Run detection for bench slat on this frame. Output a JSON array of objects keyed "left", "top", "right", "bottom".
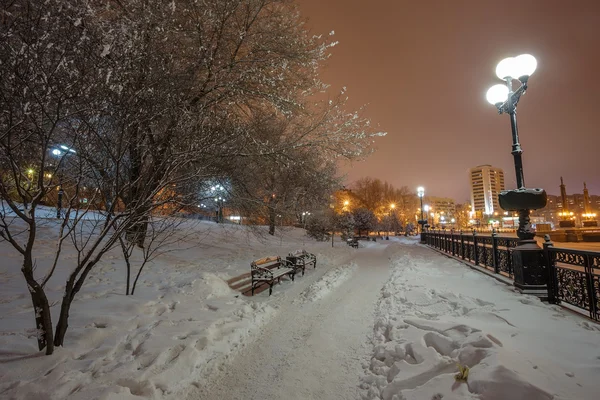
[{"left": 253, "top": 267, "right": 294, "bottom": 281}]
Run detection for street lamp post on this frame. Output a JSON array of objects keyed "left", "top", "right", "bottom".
[
  {"left": 385, "top": 203, "right": 396, "bottom": 240},
  {"left": 486, "top": 54, "right": 548, "bottom": 297},
  {"left": 211, "top": 185, "right": 225, "bottom": 223},
  {"left": 417, "top": 187, "right": 426, "bottom": 243},
  {"left": 389, "top": 203, "right": 395, "bottom": 238},
  {"left": 51, "top": 146, "right": 76, "bottom": 218},
  {"left": 302, "top": 211, "right": 311, "bottom": 230}
]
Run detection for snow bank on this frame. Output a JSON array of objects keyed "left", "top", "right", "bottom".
[
  {"left": 361, "top": 243, "right": 600, "bottom": 400},
  {"left": 295, "top": 262, "right": 358, "bottom": 303},
  {"left": 0, "top": 218, "right": 352, "bottom": 400}
]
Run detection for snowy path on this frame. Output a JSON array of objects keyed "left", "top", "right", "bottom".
[
  {"left": 182, "top": 239, "right": 600, "bottom": 400},
  {"left": 184, "top": 242, "right": 393, "bottom": 400}
]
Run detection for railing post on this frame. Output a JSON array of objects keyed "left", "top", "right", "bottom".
[
  {"left": 543, "top": 235, "right": 556, "bottom": 304},
  {"left": 473, "top": 230, "right": 478, "bottom": 265},
  {"left": 450, "top": 229, "right": 455, "bottom": 256},
  {"left": 460, "top": 230, "right": 465, "bottom": 259},
  {"left": 443, "top": 228, "right": 447, "bottom": 252},
  {"left": 492, "top": 231, "right": 499, "bottom": 274},
  {"left": 584, "top": 253, "right": 598, "bottom": 320}
]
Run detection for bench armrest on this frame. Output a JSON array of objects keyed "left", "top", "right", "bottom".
[{"left": 251, "top": 265, "right": 274, "bottom": 279}]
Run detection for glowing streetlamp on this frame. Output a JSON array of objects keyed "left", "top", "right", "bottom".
[
  {"left": 211, "top": 185, "right": 226, "bottom": 223},
  {"left": 486, "top": 54, "right": 548, "bottom": 295},
  {"left": 302, "top": 211, "right": 311, "bottom": 229},
  {"left": 417, "top": 187, "right": 426, "bottom": 242},
  {"left": 343, "top": 200, "right": 349, "bottom": 211}
]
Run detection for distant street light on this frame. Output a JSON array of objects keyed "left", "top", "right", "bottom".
[
  {"left": 50, "top": 146, "right": 76, "bottom": 219},
  {"left": 302, "top": 211, "right": 311, "bottom": 229},
  {"left": 417, "top": 187, "right": 426, "bottom": 243},
  {"left": 211, "top": 185, "right": 226, "bottom": 223},
  {"left": 343, "top": 200, "right": 349, "bottom": 212},
  {"left": 485, "top": 54, "right": 548, "bottom": 295}
]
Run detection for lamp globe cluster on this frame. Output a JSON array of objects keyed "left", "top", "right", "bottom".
[{"left": 486, "top": 54, "right": 537, "bottom": 106}]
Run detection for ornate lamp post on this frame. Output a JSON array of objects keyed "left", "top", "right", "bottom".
[
  {"left": 417, "top": 187, "right": 426, "bottom": 243},
  {"left": 387, "top": 203, "right": 395, "bottom": 239},
  {"left": 486, "top": 54, "right": 548, "bottom": 296}
]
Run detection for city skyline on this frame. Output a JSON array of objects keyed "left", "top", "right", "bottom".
[{"left": 297, "top": 0, "right": 600, "bottom": 201}]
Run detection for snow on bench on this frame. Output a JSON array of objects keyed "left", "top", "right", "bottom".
[
  {"left": 251, "top": 256, "right": 295, "bottom": 296},
  {"left": 347, "top": 238, "right": 359, "bottom": 248},
  {"left": 286, "top": 250, "right": 317, "bottom": 274}
]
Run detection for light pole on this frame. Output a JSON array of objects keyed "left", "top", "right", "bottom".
[
  {"left": 51, "top": 146, "right": 76, "bottom": 218},
  {"left": 385, "top": 203, "right": 396, "bottom": 239},
  {"left": 486, "top": 54, "right": 548, "bottom": 296},
  {"left": 302, "top": 211, "right": 311, "bottom": 229},
  {"left": 389, "top": 203, "right": 395, "bottom": 237},
  {"left": 211, "top": 185, "right": 225, "bottom": 223},
  {"left": 417, "top": 187, "right": 426, "bottom": 243}
]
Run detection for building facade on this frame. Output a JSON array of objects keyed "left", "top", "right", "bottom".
[
  {"left": 425, "top": 196, "right": 456, "bottom": 218},
  {"left": 469, "top": 165, "right": 505, "bottom": 215}
]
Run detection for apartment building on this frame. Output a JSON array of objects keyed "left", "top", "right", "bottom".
[{"left": 469, "top": 165, "right": 505, "bottom": 215}]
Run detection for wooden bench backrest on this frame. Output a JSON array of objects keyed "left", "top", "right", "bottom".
[
  {"left": 289, "top": 250, "right": 305, "bottom": 257},
  {"left": 252, "top": 256, "right": 281, "bottom": 270}
]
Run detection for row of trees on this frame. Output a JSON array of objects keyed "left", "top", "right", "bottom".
[
  {"left": 334, "top": 178, "right": 421, "bottom": 228},
  {"left": 0, "top": 0, "right": 383, "bottom": 354},
  {"left": 333, "top": 178, "right": 473, "bottom": 231},
  {"left": 305, "top": 207, "right": 415, "bottom": 243}
]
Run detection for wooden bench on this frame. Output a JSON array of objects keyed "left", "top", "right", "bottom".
[
  {"left": 251, "top": 256, "right": 295, "bottom": 296},
  {"left": 347, "top": 238, "right": 359, "bottom": 248},
  {"left": 287, "top": 250, "right": 317, "bottom": 274}
]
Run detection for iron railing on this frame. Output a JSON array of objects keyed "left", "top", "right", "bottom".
[
  {"left": 544, "top": 243, "right": 600, "bottom": 321},
  {"left": 423, "top": 230, "right": 600, "bottom": 321},
  {"left": 425, "top": 229, "right": 519, "bottom": 278}
]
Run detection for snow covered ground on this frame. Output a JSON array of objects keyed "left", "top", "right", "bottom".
[
  {"left": 1, "top": 219, "right": 599, "bottom": 400},
  {"left": 362, "top": 239, "right": 600, "bottom": 400},
  {"left": 0, "top": 217, "right": 352, "bottom": 399}
]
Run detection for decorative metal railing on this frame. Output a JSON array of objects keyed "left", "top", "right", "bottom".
[
  {"left": 544, "top": 244, "right": 600, "bottom": 321},
  {"left": 423, "top": 230, "right": 600, "bottom": 321},
  {"left": 424, "top": 229, "right": 519, "bottom": 278}
]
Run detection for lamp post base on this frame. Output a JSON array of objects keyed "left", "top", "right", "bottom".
[
  {"left": 418, "top": 220, "right": 427, "bottom": 243},
  {"left": 512, "top": 239, "right": 548, "bottom": 299}
]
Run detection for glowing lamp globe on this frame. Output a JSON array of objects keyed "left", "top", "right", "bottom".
[
  {"left": 495, "top": 57, "right": 517, "bottom": 80},
  {"left": 486, "top": 84, "right": 509, "bottom": 105},
  {"left": 514, "top": 54, "right": 537, "bottom": 77}
]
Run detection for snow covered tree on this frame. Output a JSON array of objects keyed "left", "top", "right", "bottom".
[
  {"left": 353, "top": 208, "right": 376, "bottom": 237},
  {"left": 0, "top": 0, "right": 385, "bottom": 354},
  {"left": 335, "top": 211, "right": 355, "bottom": 240},
  {"left": 305, "top": 214, "right": 332, "bottom": 241}
]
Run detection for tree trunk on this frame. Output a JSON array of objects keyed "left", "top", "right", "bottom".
[
  {"left": 119, "top": 236, "right": 132, "bottom": 295},
  {"left": 28, "top": 281, "right": 54, "bottom": 355},
  {"left": 22, "top": 254, "right": 54, "bottom": 354},
  {"left": 268, "top": 207, "right": 276, "bottom": 236},
  {"left": 131, "top": 260, "right": 148, "bottom": 295},
  {"left": 54, "top": 278, "right": 75, "bottom": 347}
]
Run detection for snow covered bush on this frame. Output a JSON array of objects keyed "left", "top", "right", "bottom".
[
  {"left": 353, "top": 208, "right": 377, "bottom": 236},
  {"left": 306, "top": 214, "right": 332, "bottom": 241}
]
